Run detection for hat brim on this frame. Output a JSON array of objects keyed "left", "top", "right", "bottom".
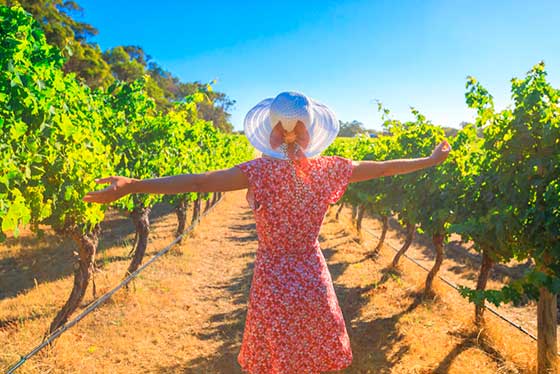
[{"left": 244, "top": 96, "right": 339, "bottom": 159}]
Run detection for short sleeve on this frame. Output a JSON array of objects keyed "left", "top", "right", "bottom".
[
  {"left": 326, "top": 156, "right": 354, "bottom": 204},
  {"left": 235, "top": 158, "right": 262, "bottom": 191}
]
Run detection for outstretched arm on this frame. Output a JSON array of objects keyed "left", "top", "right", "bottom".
[
  {"left": 349, "top": 140, "right": 451, "bottom": 183},
  {"left": 83, "top": 167, "right": 249, "bottom": 204}
]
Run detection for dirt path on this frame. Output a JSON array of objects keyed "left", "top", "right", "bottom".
[{"left": 0, "top": 190, "right": 536, "bottom": 373}]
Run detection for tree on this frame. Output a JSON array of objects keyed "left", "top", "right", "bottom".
[
  {"left": 338, "top": 120, "right": 367, "bottom": 137},
  {"left": 178, "top": 82, "right": 235, "bottom": 132},
  {"left": 6, "top": 1, "right": 237, "bottom": 131},
  {"left": 440, "top": 126, "right": 459, "bottom": 137},
  {"left": 0, "top": 0, "right": 114, "bottom": 88}
]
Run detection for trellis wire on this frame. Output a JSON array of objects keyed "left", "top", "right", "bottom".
[
  {"left": 5, "top": 193, "right": 224, "bottom": 374},
  {"left": 343, "top": 208, "right": 545, "bottom": 346}
]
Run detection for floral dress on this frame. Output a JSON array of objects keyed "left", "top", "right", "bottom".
[{"left": 235, "top": 155, "right": 354, "bottom": 374}]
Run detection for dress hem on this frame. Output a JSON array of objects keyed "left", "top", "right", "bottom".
[{"left": 238, "top": 356, "right": 353, "bottom": 374}]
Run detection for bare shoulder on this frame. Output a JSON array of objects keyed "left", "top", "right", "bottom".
[{"left": 201, "top": 165, "right": 249, "bottom": 192}]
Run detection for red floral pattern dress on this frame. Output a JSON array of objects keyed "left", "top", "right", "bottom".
[{"left": 235, "top": 155, "right": 354, "bottom": 374}]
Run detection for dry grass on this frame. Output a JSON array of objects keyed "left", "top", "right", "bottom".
[
  {"left": 0, "top": 190, "right": 538, "bottom": 373},
  {"left": 328, "top": 205, "right": 538, "bottom": 373}
]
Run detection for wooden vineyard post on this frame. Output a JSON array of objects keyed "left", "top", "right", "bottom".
[{"left": 537, "top": 256, "right": 558, "bottom": 374}]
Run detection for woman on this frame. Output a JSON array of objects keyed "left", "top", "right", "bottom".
[{"left": 84, "top": 91, "right": 450, "bottom": 373}]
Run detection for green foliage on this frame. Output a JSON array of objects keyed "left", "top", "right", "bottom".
[
  {"left": 101, "top": 76, "right": 160, "bottom": 211},
  {"left": 326, "top": 63, "right": 560, "bottom": 307},
  {"left": 465, "top": 76, "right": 494, "bottom": 127},
  {"left": 5, "top": 1, "right": 237, "bottom": 130},
  {"left": 456, "top": 62, "right": 560, "bottom": 306},
  {"left": 0, "top": 0, "right": 114, "bottom": 88},
  {"left": 3, "top": 3, "right": 559, "bottom": 312},
  {"left": 178, "top": 82, "right": 236, "bottom": 133},
  {"left": 476, "top": 62, "right": 559, "bottom": 284},
  {"left": 0, "top": 5, "right": 112, "bottom": 236},
  {"left": 0, "top": 5, "right": 253, "bottom": 239}
]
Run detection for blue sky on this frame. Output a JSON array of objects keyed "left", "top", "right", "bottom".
[{"left": 79, "top": 0, "right": 560, "bottom": 132}]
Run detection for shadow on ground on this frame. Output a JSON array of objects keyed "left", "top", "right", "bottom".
[
  {"left": 376, "top": 213, "right": 534, "bottom": 283},
  {"left": 153, "top": 204, "right": 515, "bottom": 373},
  {"left": 321, "top": 239, "right": 425, "bottom": 373},
  {"left": 0, "top": 203, "right": 185, "bottom": 301},
  {"left": 155, "top": 207, "right": 255, "bottom": 373}
]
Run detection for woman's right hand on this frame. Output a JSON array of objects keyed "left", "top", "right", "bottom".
[
  {"left": 429, "top": 140, "right": 451, "bottom": 165},
  {"left": 83, "top": 176, "right": 138, "bottom": 204}
]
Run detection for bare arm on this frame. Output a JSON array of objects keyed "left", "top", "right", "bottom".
[
  {"left": 349, "top": 140, "right": 451, "bottom": 183},
  {"left": 83, "top": 167, "right": 249, "bottom": 204}
]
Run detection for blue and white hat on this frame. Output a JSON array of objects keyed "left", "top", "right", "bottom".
[{"left": 243, "top": 91, "right": 339, "bottom": 160}]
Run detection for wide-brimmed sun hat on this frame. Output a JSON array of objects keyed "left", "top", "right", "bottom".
[{"left": 244, "top": 91, "right": 339, "bottom": 160}]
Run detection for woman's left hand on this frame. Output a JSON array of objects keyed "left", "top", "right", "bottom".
[
  {"left": 83, "top": 176, "right": 137, "bottom": 204},
  {"left": 429, "top": 140, "right": 452, "bottom": 165}
]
